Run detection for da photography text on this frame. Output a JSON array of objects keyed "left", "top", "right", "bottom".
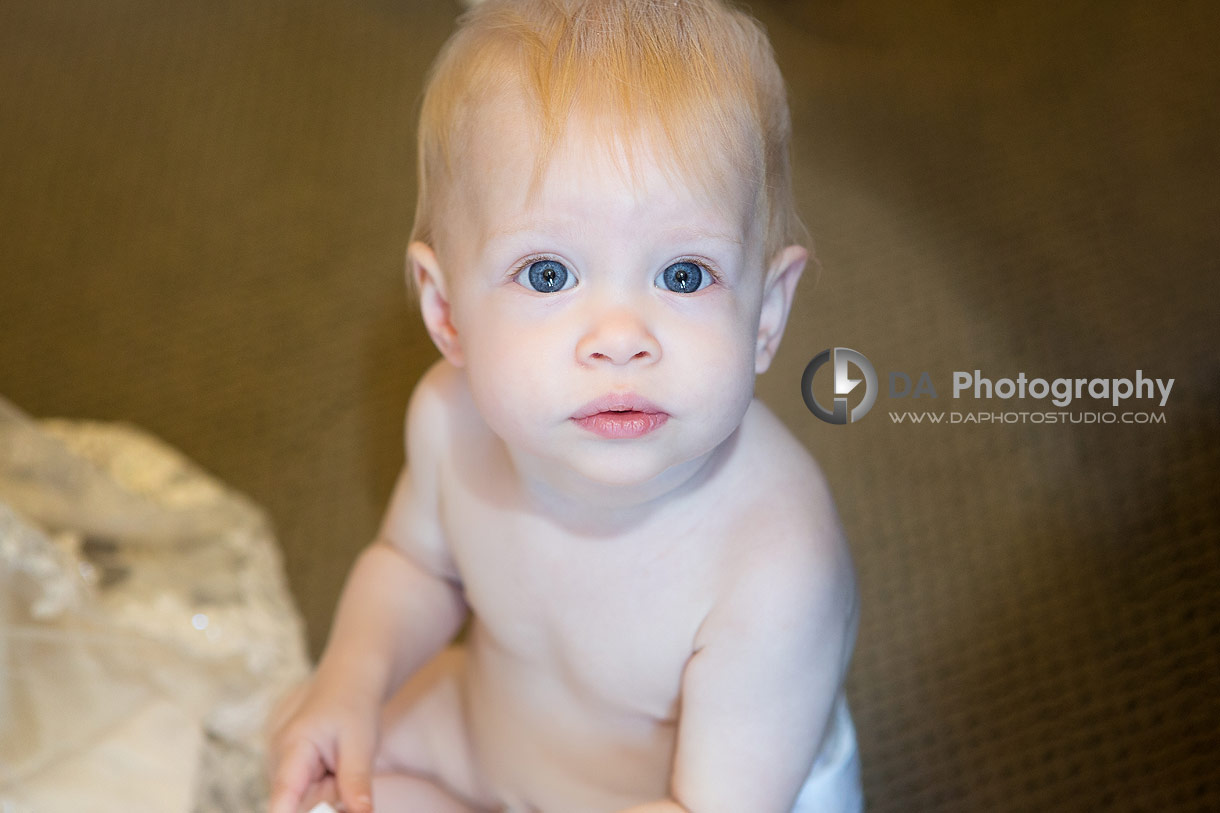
[{"left": 802, "top": 348, "right": 1174, "bottom": 426}]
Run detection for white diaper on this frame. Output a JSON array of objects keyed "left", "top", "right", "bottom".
[{"left": 790, "top": 696, "right": 863, "bottom": 813}]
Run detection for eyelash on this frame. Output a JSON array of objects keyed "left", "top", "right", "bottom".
[
  {"left": 506, "top": 253, "right": 565, "bottom": 283},
  {"left": 676, "top": 257, "right": 723, "bottom": 286}
]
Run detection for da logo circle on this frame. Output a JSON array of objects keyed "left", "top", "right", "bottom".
[{"left": 802, "top": 347, "right": 878, "bottom": 424}]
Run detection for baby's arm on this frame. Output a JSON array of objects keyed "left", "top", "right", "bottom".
[
  {"left": 269, "top": 364, "right": 467, "bottom": 813},
  {"left": 626, "top": 488, "right": 857, "bottom": 813}
]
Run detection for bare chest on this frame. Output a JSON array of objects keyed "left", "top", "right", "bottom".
[{"left": 439, "top": 481, "right": 718, "bottom": 720}]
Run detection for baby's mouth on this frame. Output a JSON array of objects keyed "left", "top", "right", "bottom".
[{"left": 572, "top": 395, "right": 669, "bottom": 439}]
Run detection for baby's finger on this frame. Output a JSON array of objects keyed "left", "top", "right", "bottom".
[
  {"left": 336, "top": 733, "right": 375, "bottom": 813},
  {"left": 269, "top": 739, "right": 325, "bottom": 813},
  {"left": 300, "top": 775, "right": 341, "bottom": 810}
]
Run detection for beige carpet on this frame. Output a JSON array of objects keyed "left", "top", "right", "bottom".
[{"left": 2, "top": 1, "right": 1217, "bottom": 810}]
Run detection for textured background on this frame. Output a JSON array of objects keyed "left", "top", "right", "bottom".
[{"left": 2, "top": 1, "right": 1217, "bottom": 810}]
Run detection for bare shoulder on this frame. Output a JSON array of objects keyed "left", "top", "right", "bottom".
[
  {"left": 727, "top": 399, "right": 847, "bottom": 556},
  {"left": 379, "top": 360, "right": 470, "bottom": 578},
  {"left": 405, "top": 359, "right": 465, "bottom": 437},
  {"left": 407, "top": 359, "right": 490, "bottom": 455},
  {"left": 702, "top": 400, "right": 857, "bottom": 648}
]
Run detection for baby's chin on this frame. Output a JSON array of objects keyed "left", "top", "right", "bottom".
[
  {"left": 569, "top": 453, "right": 676, "bottom": 490},
  {"left": 549, "top": 432, "right": 728, "bottom": 500}
]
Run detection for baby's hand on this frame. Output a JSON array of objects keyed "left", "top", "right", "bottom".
[{"left": 267, "top": 679, "right": 380, "bottom": 813}]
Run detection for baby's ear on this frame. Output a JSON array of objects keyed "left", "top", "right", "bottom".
[
  {"left": 408, "top": 241, "right": 465, "bottom": 367},
  {"left": 755, "top": 245, "right": 808, "bottom": 374}
]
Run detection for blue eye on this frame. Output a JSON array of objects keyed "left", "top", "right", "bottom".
[
  {"left": 519, "top": 259, "right": 573, "bottom": 293},
  {"left": 657, "top": 261, "right": 710, "bottom": 294}
]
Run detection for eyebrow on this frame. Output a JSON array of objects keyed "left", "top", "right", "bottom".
[
  {"left": 486, "top": 218, "right": 577, "bottom": 243},
  {"left": 661, "top": 226, "right": 743, "bottom": 246}
]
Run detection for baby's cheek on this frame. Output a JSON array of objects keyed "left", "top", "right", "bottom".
[
  {"left": 700, "top": 330, "right": 760, "bottom": 405},
  {"left": 685, "top": 319, "right": 755, "bottom": 371},
  {"left": 468, "top": 343, "right": 559, "bottom": 416},
  {"left": 463, "top": 365, "right": 535, "bottom": 446}
]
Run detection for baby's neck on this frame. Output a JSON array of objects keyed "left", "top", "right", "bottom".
[{"left": 507, "top": 435, "right": 738, "bottom": 537}]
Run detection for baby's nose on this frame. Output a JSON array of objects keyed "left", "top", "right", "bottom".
[{"left": 576, "top": 308, "right": 661, "bottom": 367}]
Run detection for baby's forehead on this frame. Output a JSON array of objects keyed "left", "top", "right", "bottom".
[{"left": 452, "top": 90, "right": 763, "bottom": 244}]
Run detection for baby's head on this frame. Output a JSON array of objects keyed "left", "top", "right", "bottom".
[
  {"left": 412, "top": 0, "right": 803, "bottom": 267},
  {"left": 409, "top": 0, "right": 810, "bottom": 490}
]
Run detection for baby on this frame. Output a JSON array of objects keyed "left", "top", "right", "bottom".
[{"left": 268, "top": 1, "right": 860, "bottom": 811}]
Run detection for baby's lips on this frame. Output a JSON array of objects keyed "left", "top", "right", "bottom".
[
  {"left": 573, "top": 409, "right": 670, "bottom": 439},
  {"left": 571, "top": 392, "right": 666, "bottom": 419}
]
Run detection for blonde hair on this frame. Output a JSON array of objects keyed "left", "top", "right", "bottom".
[{"left": 411, "top": 0, "right": 804, "bottom": 262}]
